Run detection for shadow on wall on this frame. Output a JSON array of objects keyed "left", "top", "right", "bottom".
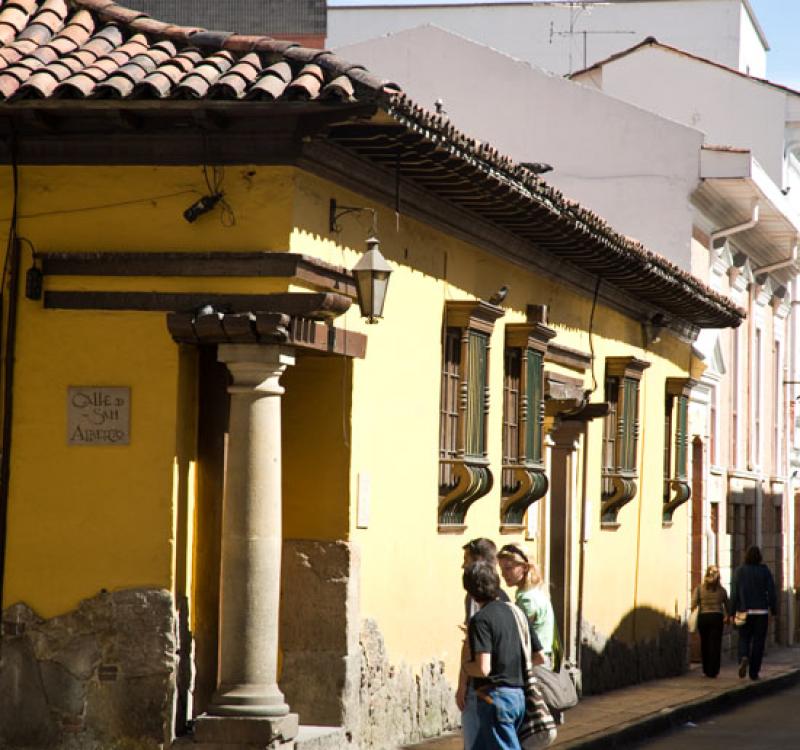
[{"left": 580, "top": 606, "right": 688, "bottom": 696}]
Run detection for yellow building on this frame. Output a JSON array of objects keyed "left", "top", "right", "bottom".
[{"left": 0, "top": 2, "right": 743, "bottom": 749}]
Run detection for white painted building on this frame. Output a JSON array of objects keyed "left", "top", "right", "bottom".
[
  {"left": 572, "top": 41, "right": 800, "bottom": 641},
  {"left": 328, "top": 0, "right": 768, "bottom": 77},
  {"left": 336, "top": 25, "right": 703, "bottom": 270}
]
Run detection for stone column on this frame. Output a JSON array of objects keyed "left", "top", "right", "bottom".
[
  {"left": 549, "top": 421, "right": 583, "bottom": 664},
  {"left": 208, "top": 344, "right": 295, "bottom": 720}
]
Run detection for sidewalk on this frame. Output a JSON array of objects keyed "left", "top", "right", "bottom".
[{"left": 403, "top": 645, "right": 800, "bottom": 749}]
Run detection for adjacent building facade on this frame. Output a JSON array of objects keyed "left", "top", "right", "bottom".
[
  {"left": 572, "top": 39, "right": 800, "bottom": 644},
  {"left": 328, "top": 0, "right": 768, "bottom": 77}
]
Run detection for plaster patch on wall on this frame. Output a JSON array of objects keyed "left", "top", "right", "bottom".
[{"left": 0, "top": 588, "right": 176, "bottom": 749}]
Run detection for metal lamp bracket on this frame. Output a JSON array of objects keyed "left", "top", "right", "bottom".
[{"left": 329, "top": 199, "right": 377, "bottom": 234}]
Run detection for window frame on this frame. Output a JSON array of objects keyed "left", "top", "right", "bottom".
[
  {"left": 438, "top": 300, "right": 504, "bottom": 530},
  {"left": 600, "top": 356, "right": 650, "bottom": 525},
  {"left": 501, "top": 320, "right": 555, "bottom": 530}
]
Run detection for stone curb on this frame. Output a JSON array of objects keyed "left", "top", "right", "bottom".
[{"left": 559, "top": 667, "right": 800, "bottom": 749}]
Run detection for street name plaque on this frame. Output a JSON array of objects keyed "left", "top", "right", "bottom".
[{"left": 67, "top": 386, "right": 130, "bottom": 445}]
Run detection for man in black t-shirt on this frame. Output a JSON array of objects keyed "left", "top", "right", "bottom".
[
  {"left": 458, "top": 538, "right": 511, "bottom": 749},
  {"left": 462, "top": 561, "right": 541, "bottom": 749}
]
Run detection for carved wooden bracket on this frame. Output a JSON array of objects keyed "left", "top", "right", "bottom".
[
  {"left": 500, "top": 464, "right": 548, "bottom": 528},
  {"left": 438, "top": 458, "right": 494, "bottom": 532},
  {"left": 662, "top": 377, "right": 695, "bottom": 523},
  {"left": 601, "top": 473, "right": 638, "bottom": 523},
  {"left": 663, "top": 479, "right": 691, "bottom": 523}
]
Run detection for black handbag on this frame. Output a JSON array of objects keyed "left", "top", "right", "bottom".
[{"left": 506, "top": 603, "right": 558, "bottom": 748}]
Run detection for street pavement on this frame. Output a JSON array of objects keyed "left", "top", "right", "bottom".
[
  {"left": 403, "top": 645, "right": 800, "bottom": 749},
  {"left": 630, "top": 682, "right": 800, "bottom": 749}
]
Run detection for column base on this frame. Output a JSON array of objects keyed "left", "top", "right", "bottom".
[
  {"left": 192, "top": 713, "right": 298, "bottom": 748},
  {"left": 209, "top": 683, "right": 290, "bottom": 717}
]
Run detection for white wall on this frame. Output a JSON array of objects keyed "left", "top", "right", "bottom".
[
  {"left": 328, "top": 0, "right": 766, "bottom": 76},
  {"left": 575, "top": 45, "right": 787, "bottom": 185},
  {"left": 738, "top": 2, "right": 767, "bottom": 78},
  {"left": 336, "top": 25, "right": 704, "bottom": 270}
]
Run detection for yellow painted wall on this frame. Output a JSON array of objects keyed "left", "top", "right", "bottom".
[
  {"left": 292, "top": 171, "right": 695, "bottom": 680},
  {"left": 0, "top": 164, "right": 301, "bottom": 618},
  {"left": 4, "top": 309, "right": 179, "bottom": 617},
  {"left": 0, "top": 162, "right": 697, "bottom": 693}
]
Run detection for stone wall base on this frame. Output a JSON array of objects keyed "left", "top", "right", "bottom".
[
  {"left": 579, "top": 610, "right": 688, "bottom": 695},
  {"left": 279, "top": 540, "right": 459, "bottom": 749},
  {"left": 358, "top": 619, "right": 459, "bottom": 749},
  {"left": 0, "top": 588, "right": 176, "bottom": 749}
]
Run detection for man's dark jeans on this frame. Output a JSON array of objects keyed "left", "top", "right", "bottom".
[{"left": 737, "top": 614, "right": 769, "bottom": 678}]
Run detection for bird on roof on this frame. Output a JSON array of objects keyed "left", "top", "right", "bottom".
[{"left": 488, "top": 286, "right": 509, "bottom": 306}]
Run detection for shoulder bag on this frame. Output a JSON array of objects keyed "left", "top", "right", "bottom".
[
  {"left": 532, "top": 624, "right": 579, "bottom": 712},
  {"left": 506, "top": 603, "right": 558, "bottom": 749}
]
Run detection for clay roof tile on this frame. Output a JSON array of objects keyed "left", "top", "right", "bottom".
[
  {"left": 15, "top": 67, "right": 64, "bottom": 99},
  {"left": 222, "top": 34, "right": 265, "bottom": 53},
  {"left": 246, "top": 60, "right": 291, "bottom": 101},
  {"left": 53, "top": 70, "right": 97, "bottom": 98},
  {"left": 319, "top": 75, "right": 355, "bottom": 103},
  {"left": 126, "top": 16, "right": 171, "bottom": 37},
  {"left": 0, "top": 7, "right": 30, "bottom": 35},
  {"left": 187, "top": 30, "right": 234, "bottom": 50},
  {"left": 93, "top": 4, "right": 147, "bottom": 26}
]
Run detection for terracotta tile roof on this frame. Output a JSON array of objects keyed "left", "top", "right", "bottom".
[
  {"left": 0, "top": 1, "right": 743, "bottom": 329},
  {"left": 0, "top": 0, "right": 396, "bottom": 102},
  {"left": 570, "top": 36, "right": 800, "bottom": 100}
]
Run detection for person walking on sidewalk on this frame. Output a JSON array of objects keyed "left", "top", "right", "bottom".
[
  {"left": 691, "top": 565, "right": 729, "bottom": 678},
  {"left": 457, "top": 539, "right": 510, "bottom": 749},
  {"left": 730, "top": 546, "right": 777, "bottom": 681},
  {"left": 498, "top": 544, "right": 556, "bottom": 668},
  {"left": 462, "top": 561, "right": 543, "bottom": 750}
]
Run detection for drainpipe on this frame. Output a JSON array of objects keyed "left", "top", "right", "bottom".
[
  {"left": 0, "top": 136, "right": 20, "bottom": 625},
  {"left": 709, "top": 202, "right": 760, "bottom": 249},
  {"left": 753, "top": 241, "right": 799, "bottom": 276}
]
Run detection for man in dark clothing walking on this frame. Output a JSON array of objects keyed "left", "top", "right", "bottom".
[
  {"left": 461, "top": 561, "right": 544, "bottom": 749},
  {"left": 730, "top": 545, "right": 777, "bottom": 680}
]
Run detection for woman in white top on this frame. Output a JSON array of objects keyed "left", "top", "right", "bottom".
[{"left": 498, "top": 543, "right": 556, "bottom": 667}]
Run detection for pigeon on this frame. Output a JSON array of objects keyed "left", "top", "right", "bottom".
[{"left": 489, "top": 286, "right": 509, "bottom": 306}]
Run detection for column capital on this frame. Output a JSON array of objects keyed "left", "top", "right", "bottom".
[{"left": 219, "top": 344, "right": 295, "bottom": 393}]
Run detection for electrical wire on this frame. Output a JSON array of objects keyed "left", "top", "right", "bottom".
[
  {"left": 0, "top": 189, "right": 199, "bottom": 224},
  {"left": 588, "top": 276, "right": 602, "bottom": 394}
]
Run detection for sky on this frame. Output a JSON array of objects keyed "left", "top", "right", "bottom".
[
  {"left": 329, "top": 0, "right": 800, "bottom": 90},
  {"left": 749, "top": 0, "right": 800, "bottom": 89}
]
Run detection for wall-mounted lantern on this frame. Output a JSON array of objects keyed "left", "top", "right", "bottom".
[{"left": 353, "top": 236, "right": 392, "bottom": 324}]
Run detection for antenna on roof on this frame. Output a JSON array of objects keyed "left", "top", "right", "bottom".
[{"left": 549, "top": 3, "right": 635, "bottom": 73}]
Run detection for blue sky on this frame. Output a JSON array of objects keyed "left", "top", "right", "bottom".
[
  {"left": 329, "top": 0, "right": 800, "bottom": 89},
  {"left": 749, "top": 0, "right": 800, "bottom": 89}
]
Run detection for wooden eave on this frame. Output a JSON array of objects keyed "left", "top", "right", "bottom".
[
  {"left": 0, "top": 98, "right": 742, "bottom": 331},
  {"left": 323, "top": 119, "right": 741, "bottom": 330}
]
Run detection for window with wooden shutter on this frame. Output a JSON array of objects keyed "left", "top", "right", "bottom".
[
  {"left": 663, "top": 378, "right": 693, "bottom": 523},
  {"left": 438, "top": 300, "right": 504, "bottom": 530},
  {"left": 601, "top": 357, "right": 649, "bottom": 525},
  {"left": 501, "top": 318, "right": 555, "bottom": 530}
]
